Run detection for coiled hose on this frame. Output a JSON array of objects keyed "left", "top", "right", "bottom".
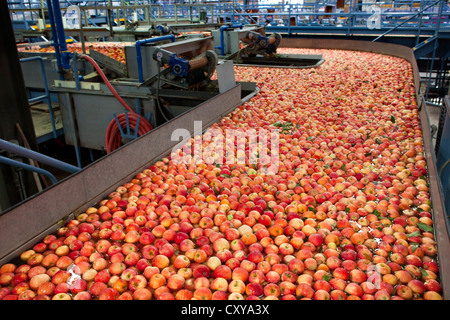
[{"left": 79, "top": 54, "right": 154, "bottom": 153}]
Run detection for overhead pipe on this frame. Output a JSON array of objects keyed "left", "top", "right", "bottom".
[
  {"left": 0, "top": 139, "right": 80, "bottom": 174},
  {"left": 216, "top": 23, "right": 243, "bottom": 56},
  {"left": 135, "top": 34, "right": 176, "bottom": 83}
]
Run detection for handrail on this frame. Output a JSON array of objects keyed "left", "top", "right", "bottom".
[
  {"left": 0, "top": 138, "right": 80, "bottom": 174},
  {"left": 9, "top": 2, "right": 449, "bottom": 32},
  {"left": 0, "top": 155, "right": 58, "bottom": 184},
  {"left": 372, "top": 0, "right": 444, "bottom": 42}
]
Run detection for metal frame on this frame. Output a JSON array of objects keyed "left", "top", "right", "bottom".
[
  {"left": 20, "top": 56, "right": 60, "bottom": 142},
  {"left": 8, "top": 1, "right": 449, "bottom": 37}
]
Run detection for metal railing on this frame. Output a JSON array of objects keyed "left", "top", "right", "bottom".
[
  {"left": 8, "top": 1, "right": 449, "bottom": 36},
  {"left": 0, "top": 138, "right": 81, "bottom": 186},
  {"left": 20, "top": 56, "right": 59, "bottom": 141}
]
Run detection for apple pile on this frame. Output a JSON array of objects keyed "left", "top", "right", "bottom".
[
  {"left": 0, "top": 48, "right": 443, "bottom": 300},
  {"left": 18, "top": 42, "right": 130, "bottom": 64}
]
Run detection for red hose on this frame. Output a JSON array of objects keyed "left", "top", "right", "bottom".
[
  {"left": 80, "top": 54, "right": 154, "bottom": 153},
  {"left": 105, "top": 113, "right": 153, "bottom": 154}
]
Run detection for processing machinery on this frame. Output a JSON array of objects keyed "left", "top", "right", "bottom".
[
  {"left": 235, "top": 30, "right": 325, "bottom": 68},
  {"left": 51, "top": 34, "right": 256, "bottom": 158},
  {"left": 212, "top": 23, "right": 324, "bottom": 68}
]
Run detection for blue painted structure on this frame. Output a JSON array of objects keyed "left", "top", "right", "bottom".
[{"left": 0, "top": 138, "right": 80, "bottom": 185}]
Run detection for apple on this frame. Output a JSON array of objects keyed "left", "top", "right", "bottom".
[
  {"left": 423, "top": 291, "right": 443, "bottom": 300},
  {"left": 296, "top": 283, "right": 314, "bottom": 299},
  {"left": 194, "top": 276, "right": 210, "bottom": 289},
  {"left": 29, "top": 273, "right": 50, "bottom": 291},
  {"left": 212, "top": 290, "right": 228, "bottom": 300},
  {"left": 209, "top": 277, "right": 227, "bottom": 291},
  {"left": 244, "top": 282, "right": 263, "bottom": 297},
  {"left": 124, "top": 252, "right": 140, "bottom": 266},
  {"left": 276, "top": 280, "right": 294, "bottom": 295},
  {"left": 12, "top": 273, "right": 27, "bottom": 286},
  {"left": 97, "top": 288, "right": 119, "bottom": 300},
  {"left": 349, "top": 269, "right": 367, "bottom": 283},
  {"left": 206, "top": 256, "right": 221, "bottom": 271},
  {"left": 52, "top": 293, "right": 72, "bottom": 300},
  {"left": 89, "top": 282, "right": 107, "bottom": 296},
  {"left": 53, "top": 282, "right": 69, "bottom": 295},
  {"left": 314, "top": 289, "right": 331, "bottom": 300},
  {"left": 167, "top": 274, "right": 185, "bottom": 290},
  {"left": 230, "top": 239, "right": 246, "bottom": 251},
  {"left": 73, "top": 291, "right": 91, "bottom": 300},
  {"left": 55, "top": 256, "right": 73, "bottom": 270},
  {"left": 395, "top": 284, "right": 413, "bottom": 300},
  {"left": 344, "top": 283, "right": 363, "bottom": 297},
  {"left": 193, "top": 264, "right": 211, "bottom": 278},
  {"left": 228, "top": 279, "right": 246, "bottom": 294},
  {"left": 18, "top": 289, "right": 36, "bottom": 300},
  {"left": 423, "top": 260, "right": 439, "bottom": 273},
  {"left": 121, "top": 268, "right": 137, "bottom": 281},
  {"left": 330, "top": 289, "right": 347, "bottom": 300},
  {"left": 213, "top": 238, "right": 230, "bottom": 252},
  {"left": 265, "top": 270, "right": 280, "bottom": 283},
  {"left": 395, "top": 270, "right": 413, "bottom": 284},
  {"left": 424, "top": 279, "right": 442, "bottom": 293},
  {"left": 15, "top": 264, "right": 31, "bottom": 274},
  {"left": 303, "top": 258, "right": 318, "bottom": 271},
  {"left": 193, "top": 287, "right": 212, "bottom": 300},
  {"left": 232, "top": 267, "right": 249, "bottom": 282},
  {"left": 149, "top": 273, "right": 166, "bottom": 289},
  {"left": 407, "top": 279, "right": 426, "bottom": 295},
  {"left": 176, "top": 289, "right": 194, "bottom": 300},
  {"left": 216, "top": 248, "right": 233, "bottom": 263},
  {"left": 0, "top": 272, "right": 14, "bottom": 286},
  {"left": 152, "top": 255, "right": 170, "bottom": 269},
  {"left": 193, "top": 249, "right": 208, "bottom": 263},
  {"left": 159, "top": 243, "right": 176, "bottom": 258},
  {"left": 69, "top": 278, "right": 88, "bottom": 294},
  {"left": 0, "top": 288, "right": 11, "bottom": 300},
  {"left": 213, "top": 265, "right": 232, "bottom": 280},
  {"left": 109, "top": 253, "right": 124, "bottom": 265}
]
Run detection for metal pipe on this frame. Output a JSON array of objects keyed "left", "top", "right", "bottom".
[
  {"left": 0, "top": 139, "right": 80, "bottom": 174},
  {"left": 45, "top": 0, "right": 63, "bottom": 78},
  {"left": 0, "top": 155, "right": 58, "bottom": 185},
  {"left": 217, "top": 23, "right": 243, "bottom": 56},
  {"left": 135, "top": 34, "right": 176, "bottom": 83},
  {"left": 48, "top": 0, "right": 71, "bottom": 70}
]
